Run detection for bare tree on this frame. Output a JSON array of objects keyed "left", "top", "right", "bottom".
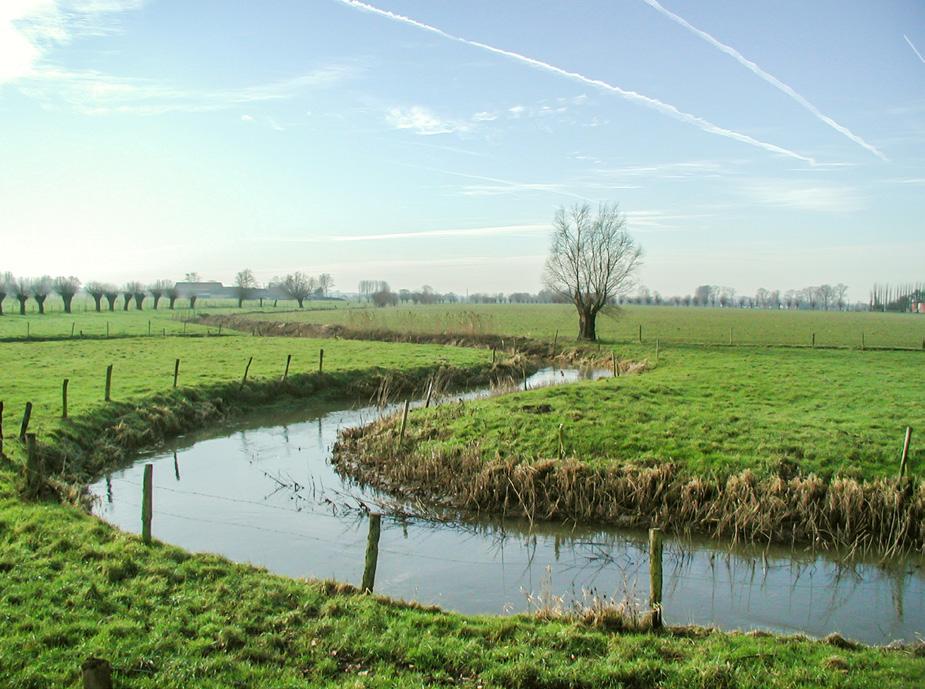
[
  {"left": 10, "top": 277, "right": 30, "bottom": 315},
  {"left": 85, "top": 281, "right": 106, "bottom": 312},
  {"left": 164, "top": 282, "right": 180, "bottom": 309},
  {"left": 103, "top": 285, "right": 119, "bottom": 311},
  {"left": 372, "top": 287, "right": 398, "bottom": 307},
  {"left": 30, "top": 276, "right": 52, "bottom": 314},
  {"left": 234, "top": 269, "right": 257, "bottom": 308},
  {"left": 184, "top": 272, "right": 201, "bottom": 282},
  {"left": 0, "top": 272, "right": 12, "bottom": 316},
  {"left": 544, "top": 203, "right": 641, "bottom": 341},
  {"left": 281, "top": 272, "right": 312, "bottom": 308},
  {"left": 54, "top": 276, "right": 81, "bottom": 313},
  {"left": 124, "top": 281, "right": 145, "bottom": 310},
  {"left": 149, "top": 279, "right": 173, "bottom": 310},
  {"left": 318, "top": 273, "right": 334, "bottom": 297}
]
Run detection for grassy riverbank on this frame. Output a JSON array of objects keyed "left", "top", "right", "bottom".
[
  {"left": 333, "top": 345, "right": 925, "bottom": 553},
  {"left": 0, "top": 318, "right": 923, "bottom": 686}
]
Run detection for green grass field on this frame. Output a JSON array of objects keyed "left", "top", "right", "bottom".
[
  {"left": 0, "top": 334, "right": 486, "bottom": 442},
  {"left": 1, "top": 310, "right": 923, "bottom": 686},
  {"left": 235, "top": 303, "right": 925, "bottom": 349},
  {"left": 398, "top": 345, "right": 922, "bottom": 480}
]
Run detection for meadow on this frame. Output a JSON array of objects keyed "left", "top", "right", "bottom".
[
  {"left": 0, "top": 308, "right": 923, "bottom": 686},
  {"left": 236, "top": 302, "right": 925, "bottom": 349}
]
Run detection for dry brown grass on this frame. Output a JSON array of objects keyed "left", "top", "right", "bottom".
[{"left": 333, "top": 424, "right": 925, "bottom": 555}]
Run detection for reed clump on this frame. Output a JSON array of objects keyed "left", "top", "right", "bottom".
[{"left": 333, "top": 424, "right": 925, "bottom": 555}]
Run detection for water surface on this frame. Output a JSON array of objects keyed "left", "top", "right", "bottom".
[{"left": 89, "top": 368, "right": 924, "bottom": 644}]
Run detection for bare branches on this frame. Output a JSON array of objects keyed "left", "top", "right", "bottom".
[{"left": 544, "top": 203, "right": 642, "bottom": 340}]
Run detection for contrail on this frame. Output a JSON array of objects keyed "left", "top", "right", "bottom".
[
  {"left": 905, "top": 34, "right": 925, "bottom": 65},
  {"left": 642, "top": 0, "right": 887, "bottom": 161},
  {"left": 335, "top": 0, "right": 817, "bottom": 165}
]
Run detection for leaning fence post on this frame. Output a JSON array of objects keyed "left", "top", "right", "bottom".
[
  {"left": 553, "top": 329, "right": 559, "bottom": 352},
  {"left": 361, "top": 513, "right": 382, "bottom": 593},
  {"left": 398, "top": 400, "right": 410, "bottom": 443},
  {"left": 611, "top": 351, "right": 617, "bottom": 377},
  {"left": 62, "top": 379, "right": 69, "bottom": 419},
  {"left": 318, "top": 348, "right": 324, "bottom": 374},
  {"left": 558, "top": 423, "right": 565, "bottom": 460},
  {"left": 649, "top": 527, "right": 663, "bottom": 629},
  {"left": 899, "top": 427, "right": 913, "bottom": 479},
  {"left": 282, "top": 354, "right": 292, "bottom": 381},
  {"left": 491, "top": 348, "right": 496, "bottom": 365},
  {"left": 142, "top": 463, "right": 153, "bottom": 545},
  {"left": 173, "top": 359, "right": 180, "bottom": 388},
  {"left": 19, "top": 401, "right": 32, "bottom": 441},
  {"left": 81, "top": 657, "right": 113, "bottom": 689},
  {"left": 104, "top": 364, "right": 113, "bottom": 401},
  {"left": 240, "top": 357, "right": 253, "bottom": 390},
  {"left": 424, "top": 375, "right": 435, "bottom": 408},
  {"left": 522, "top": 369, "right": 528, "bottom": 391},
  {"left": 811, "top": 332, "right": 816, "bottom": 348}
]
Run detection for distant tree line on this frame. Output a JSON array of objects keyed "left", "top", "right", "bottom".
[
  {"left": 616, "top": 284, "right": 861, "bottom": 311},
  {"left": 869, "top": 282, "right": 924, "bottom": 313},
  {"left": 0, "top": 269, "right": 336, "bottom": 314}
]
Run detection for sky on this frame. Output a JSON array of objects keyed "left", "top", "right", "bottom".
[{"left": 1, "top": 0, "right": 923, "bottom": 300}]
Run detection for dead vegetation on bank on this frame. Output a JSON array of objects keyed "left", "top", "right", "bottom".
[{"left": 333, "top": 419, "right": 925, "bottom": 556}]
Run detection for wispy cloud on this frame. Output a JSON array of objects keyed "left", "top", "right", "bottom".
[
  {"left": 1, "top": 0, "right": 145, "bottom": 83},
  {"left": 16, "top": 63, "right": 360, "bottom": 114},
  {"left": 385, "top": 105, "right": 470, "bottom": 135},
  {"left": 740, "top": 179, "right": 864, "bottom": 212},
  {"left": 641, "top": 0, "right": 887, "bottom": 161},
  {"left": 905, "top": 34, "right": 925, "bottom": 65},
  {"left": 336, "top": 0, "right": 818, "bottom": 164},
  {"left": 421, "top": 167, "right": 591, "bottom": 200}
]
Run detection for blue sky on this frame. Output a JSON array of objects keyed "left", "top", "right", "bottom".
[{"left": 1, "top": 0, "right": 923, "bottom": 300}]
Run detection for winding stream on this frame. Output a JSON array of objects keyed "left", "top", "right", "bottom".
[{"left": 88, "top": 368, "right": 924, "bottom": 645}]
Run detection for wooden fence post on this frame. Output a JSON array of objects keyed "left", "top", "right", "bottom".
[
  {"left": 240, "top": 357, "right": 253, "bottom": 390},
  {"left": 70, "top": 322, "right": 75, "bottom": 338},
  {"left": 361, "top": 513, "right": 382, "bottom": 593},
  {"left": 655, "top": 339, "right": 660, "bottom": 362},
  {"left": 282, "top": 354, "right": 292, "bottom": 381},
  {"left": 861, "top": 332, "right": 865, "bottom": 351},
  {"left": 104, "top": 365, "right": 113, "bottom": 402},
  {"left": 106, "top": 322, "right": 109, "bottom": 338},
  {"left": 811, "top": 332, "right": 816, "bottom": 348},
  {"left": 553, "top": 329, "right": 559, "bottom": 352},
  {"left": 81, "top": 657, "right": 113, "bottom": 689},
  {"left": 424, "top": 375, "right": 435, "bottom": 408},
  {"left": 638, "top": 324, "right": 643, "bottom": 343},
  {"left": 148, "top": 320, "right": 151, "bottom": 336},
  {"left": 649, "top": 527, "right": 663, "bottom": 630},
  {"left": 491, "top": 348, "right": 496, "bottom": 365},
  {"left": 729, "top": 328, "right": 733, "bottom": 346},
  {"left": 398, "top": 400, "right": 410, "bottom": 442},
  {"left": 173, "top": 359, "right": 180, "bottom": 388},
  {"left": 318, "top": 348, "right": 324, "bottom": 374},
  {"left": 62, "top": 379, "right": 69, "bottom": 419},
  {"left": 899, "top": 427, "right": 912, "bottom": 479},
  {"left": 26, "top": 432, "right": 41, "bottom": 497},
  {"left": 142, "top": 463, "right": 153, "bottom": 545},
  {"left": 19, "top": 401, "right": 32, "bottom": 441},
  {"left": 558, "top": 423, "right": 565, "bottom": 460},
  {"left": 522, "top": 369, "right": 528, "bottom": 391},
  {"left": 611, "top": 351, "right": 617, "bottom": 377}
]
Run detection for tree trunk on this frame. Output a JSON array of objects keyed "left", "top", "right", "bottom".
[
  {"left": 577, "top": 307, "right": 597, "bottom": 341},
  {"left": 92, "top": 295, "right": 102, "bottom": 312},
  {"left": 123, "top": 295, "right": 131, "bottom": 311},
  {"left": 134, "top": 294, "right": 144, "bottom": 310},
  {"left": 36, "top": 296, "right": 46, "bottom": 315},
  {"left": 297, "top": 298, "right": 304, "bottom": 308},
  {"left": 0, "top": 294, "right": 4, "bottom": 316},
  {"left": 18, "top": 297, "right": 27, "bottom": 315},
  {"left": 259, "top": 298, "right": 264, "bottom": 307},
  {"left": 168, "top": 297, "right": 176, "bottom": 309},
  {"left": 237, "top": 297, "right": 243, "bottom": 308},
  {"left": 63, "top": 295, "right": 73, "bottom": 313},
  {"left": 152, "top": 295, "right": 161, "bottom": 310},
  {"left": 189, "top": 295, "right": 197, "bottom": 309},
  {"left": 106, "top": 296, "right": 117, "bottom": 311}
]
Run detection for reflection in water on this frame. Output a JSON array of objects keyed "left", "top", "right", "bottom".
[{"left": 88, "top": 369, "right": 924, "bottom": 644}]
